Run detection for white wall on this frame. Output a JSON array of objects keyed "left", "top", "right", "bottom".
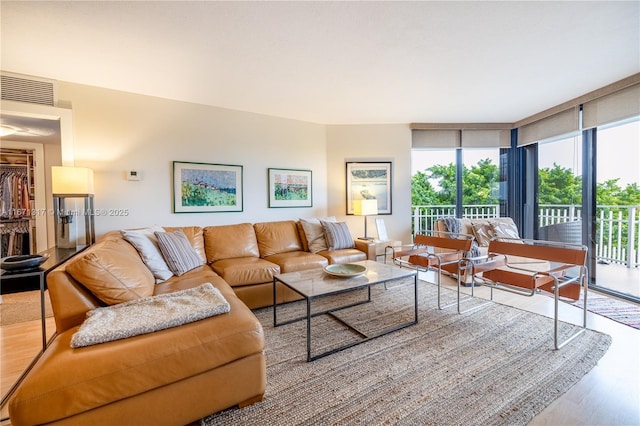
[
  {"left": 326, "top": 124, "right": 413, "bottom": 243},
  {"left": 53, "top": 82, "right": 414, "bottom": 243},
  {"left": 57, "top": 82, "right": 328, "bottom": 237},
  {"left": 43, "top": 143, "right": 62, "bottom": 247}
]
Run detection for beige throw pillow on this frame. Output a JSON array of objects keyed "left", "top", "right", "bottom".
[
  {"left": 490, "top": 220, "right": 520, "bottom": 239},
  {"left": 471, "top": 221, "right": 493, "bottom": 247},
  {"left": 300, "top": 217, "right": 336, "bottom": 253},
  {"left": 121, "top": 225, "right": 173, "bottom": 283}
]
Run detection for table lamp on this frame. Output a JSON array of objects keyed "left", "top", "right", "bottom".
[{"left": 353, "top": 199, "right": 378, "bottom": 240}]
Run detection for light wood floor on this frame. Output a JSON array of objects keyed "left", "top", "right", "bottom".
[
  {"left": 1, "top": 315, "right": 56, "bottom": 422},
  {"left": 595, "top": 262, "right": 640, "bottom": 299},
  {"left": 1, "top": 276, "right": 639, "bottom": 425}
]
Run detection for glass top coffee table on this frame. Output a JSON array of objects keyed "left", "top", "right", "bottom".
[{"left": 273, "top": 260, "right": 418, "bottom": 361}]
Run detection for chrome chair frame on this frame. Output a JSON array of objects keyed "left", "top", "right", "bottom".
[
  {"left": 388, "top": 230, "right": 478, "bottom": 310},
  {"left": 465, "top": 237, "right": 588, "bottom": 350}
]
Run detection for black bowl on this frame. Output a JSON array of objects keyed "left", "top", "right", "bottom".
[{"left": 0, "top": 254, "right": 50, "bottom": 271}]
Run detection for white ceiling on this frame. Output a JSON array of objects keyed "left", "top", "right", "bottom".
[{"left": 1, "top": 1, "right": 639, "bottom": 125}]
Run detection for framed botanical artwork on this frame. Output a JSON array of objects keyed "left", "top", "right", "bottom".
[
  {"left": 268, "top": 168, "right": 312, "bottom": 208},
  {"left": 346, "top": 161, "right": 392, "bottom": 215},
  {"left": 173, "top": 161, "right": 243, "bottom": 213}
]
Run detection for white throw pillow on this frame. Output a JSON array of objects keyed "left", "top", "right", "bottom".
[
  {"left": 300, "top": 216, "right": 336, "bottom": 253},
  {"left": 121, "top": 225, "right": 174, "bottom": 283}
]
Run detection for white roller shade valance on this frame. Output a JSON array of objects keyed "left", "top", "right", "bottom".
[
  {"left": 583, "top": 83, "right": 640, "bottom": 129},
  {"left": 412, "top": 129, "right": 460, "bottom": 148},
  {"left": 461, "top": 129, "right": 511, "bottom": 148},
  {"left": 517, "top": 107, "right": 579, "bottom": 146},
  {"left": 412, "top": 128, "right": 511, "bottom": 149}
]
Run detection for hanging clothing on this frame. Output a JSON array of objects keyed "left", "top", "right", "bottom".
[
  {"left": 0, "top": 166, "right": 32, "bottom": 256},
  {"left": 0, "top": 168, "right": 31, "bottom": 219},
  {"left": 0, "top": 219, "right": 30, "bottom": 257}
]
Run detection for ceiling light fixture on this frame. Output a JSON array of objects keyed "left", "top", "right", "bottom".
[{"left": 0, "top": 124, "right": 19, "bottom": 137}]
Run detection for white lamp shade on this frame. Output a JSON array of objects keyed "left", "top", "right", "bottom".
[
  {"left": 52, "top": 166, "right": 94, "bottom": 196},
  {"left": 353, "top": 199, "right": 378, "bottom": 216}
]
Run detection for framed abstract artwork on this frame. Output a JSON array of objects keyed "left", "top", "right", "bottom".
[
  {"left": 346, "top": 161, "right": 392, "bottom": 215},
  {"left": 173, "top": 161, "right": 243, "bottom": 213},
  {"left": 268, "top": 168, "right": 313, "bottom": 208}
]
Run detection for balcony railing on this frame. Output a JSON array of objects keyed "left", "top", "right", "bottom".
[{"left": 411, "top": 204, "right": 640, "bottom": 269}]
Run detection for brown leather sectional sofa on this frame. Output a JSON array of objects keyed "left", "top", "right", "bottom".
[
  {"left": 204, "top": 221, "right": 374, "bottom": 309},
  {"left": 9, "top": 220, "right": 375, "bottom": 426}
]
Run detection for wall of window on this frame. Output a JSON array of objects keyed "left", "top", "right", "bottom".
[
  {"left": 536, "top": 133, "right": 583, "bottom": 242},
  {"left": 411, "top": 126, "right": 510, "bottom": 234},
  {"left": 410, "top": 75, "right": 639, "bottom": 301},
  {"left": 514, "top": 78, "right": 639, "bottom": 302},
  {"left": 592, "top": 118, "right": 640, "bottom": 299},
  {"left": 411, "top": 146, "right": 507, "bottom": 233}
]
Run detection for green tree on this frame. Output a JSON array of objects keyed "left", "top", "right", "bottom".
[
  {"left": 596, "top": 179, "right": 640, "bottom": 205},
  {"left": 537, "top": 163, "right": 581, "bottom": 204},
  {"left": 413, "top": 160, "right": 640, "bottom": 207},
  {"left": 619, "top": 183, "right": 640, "bottom": 205},
  {"left": 411, "top": 171, "right": 438, "bottom": 205},
  {"left": 411, "top": 158, "right": 499, "bottom": 205},
  {"left": 463, "top": 158, "right": 499, "bottom": 204},
  {"left": 426, "top": 163, "right": 457, "bottom": 204}
]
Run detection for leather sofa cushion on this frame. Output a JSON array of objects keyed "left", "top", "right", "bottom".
[
  {"left": 254, "top": 221, "right": 302, "bottom": 257},
  {"left": 318, "top": 248, "right": 367, "bottom": 265},
  {"left": 204, "top": 223, "right": 259, "bottom": 262},
  {"left": 156, "top": 265, "right": 223, "bottom": 292},
  {"left": 212, "top": 257, "right": 280, "bottom": 286},
  {"left": 234, "top": 281, "right": 303, "bottom": 309},
  {"left": 296, "top": 221, "right": 310, "bottom": 252},
  {"left": 354, "top": 239, "right": 377, "bottom": 260},
  {"left": 9, "top": 282, "right": 264, "bottom": 425},
  {"left": 264, "top": 251, "right": 328, "bottom": 273},
  {"left": 66, "top": 239, "right": 154, "bottom": 305}
]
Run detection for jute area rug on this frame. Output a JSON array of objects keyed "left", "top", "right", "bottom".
[
  {"left": 203, "top": 280, "right": 611, "bottom": 426},
  {"left": 0, "top": 289, "right": 53, "bottom": 326}
]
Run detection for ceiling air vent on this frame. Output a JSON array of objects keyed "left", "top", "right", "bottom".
[{"left": 1, "top": 74, "right": 56, "bottom": 106}]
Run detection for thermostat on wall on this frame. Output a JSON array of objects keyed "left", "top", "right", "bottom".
[{"left": 127, "top": 170, "right": 141, "bottom": 181}]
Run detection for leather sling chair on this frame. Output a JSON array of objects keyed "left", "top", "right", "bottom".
[
  {"left": 463, "top": 238, "right": 588, "bottom": 349},
  {"left": 388, "top": 231, "right": 476, "bottom": 310}
]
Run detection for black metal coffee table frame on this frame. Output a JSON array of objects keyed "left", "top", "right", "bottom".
[{"left": 273, "top": 260, "right": 418, "bottom": 362}]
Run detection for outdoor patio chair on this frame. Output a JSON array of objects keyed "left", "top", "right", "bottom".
[
  {"left": 538, "top": 220, "right": 582, "bottom": 245},
  {"left": 388, "top": 230, "right": 477, "bottom": 310},
  {"left": 464, "top": 237, "right": 588, "bottom": 349}
]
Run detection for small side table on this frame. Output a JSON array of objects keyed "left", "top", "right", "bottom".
[
  {"left": 1, "top": 245, "right": 87, "bottom": 349},
  {"left": 0, "top": 245, "right": 87, "bottom": 408},
  {"left": 369, "top": 239, "right": 402, "bottom": 262}
]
